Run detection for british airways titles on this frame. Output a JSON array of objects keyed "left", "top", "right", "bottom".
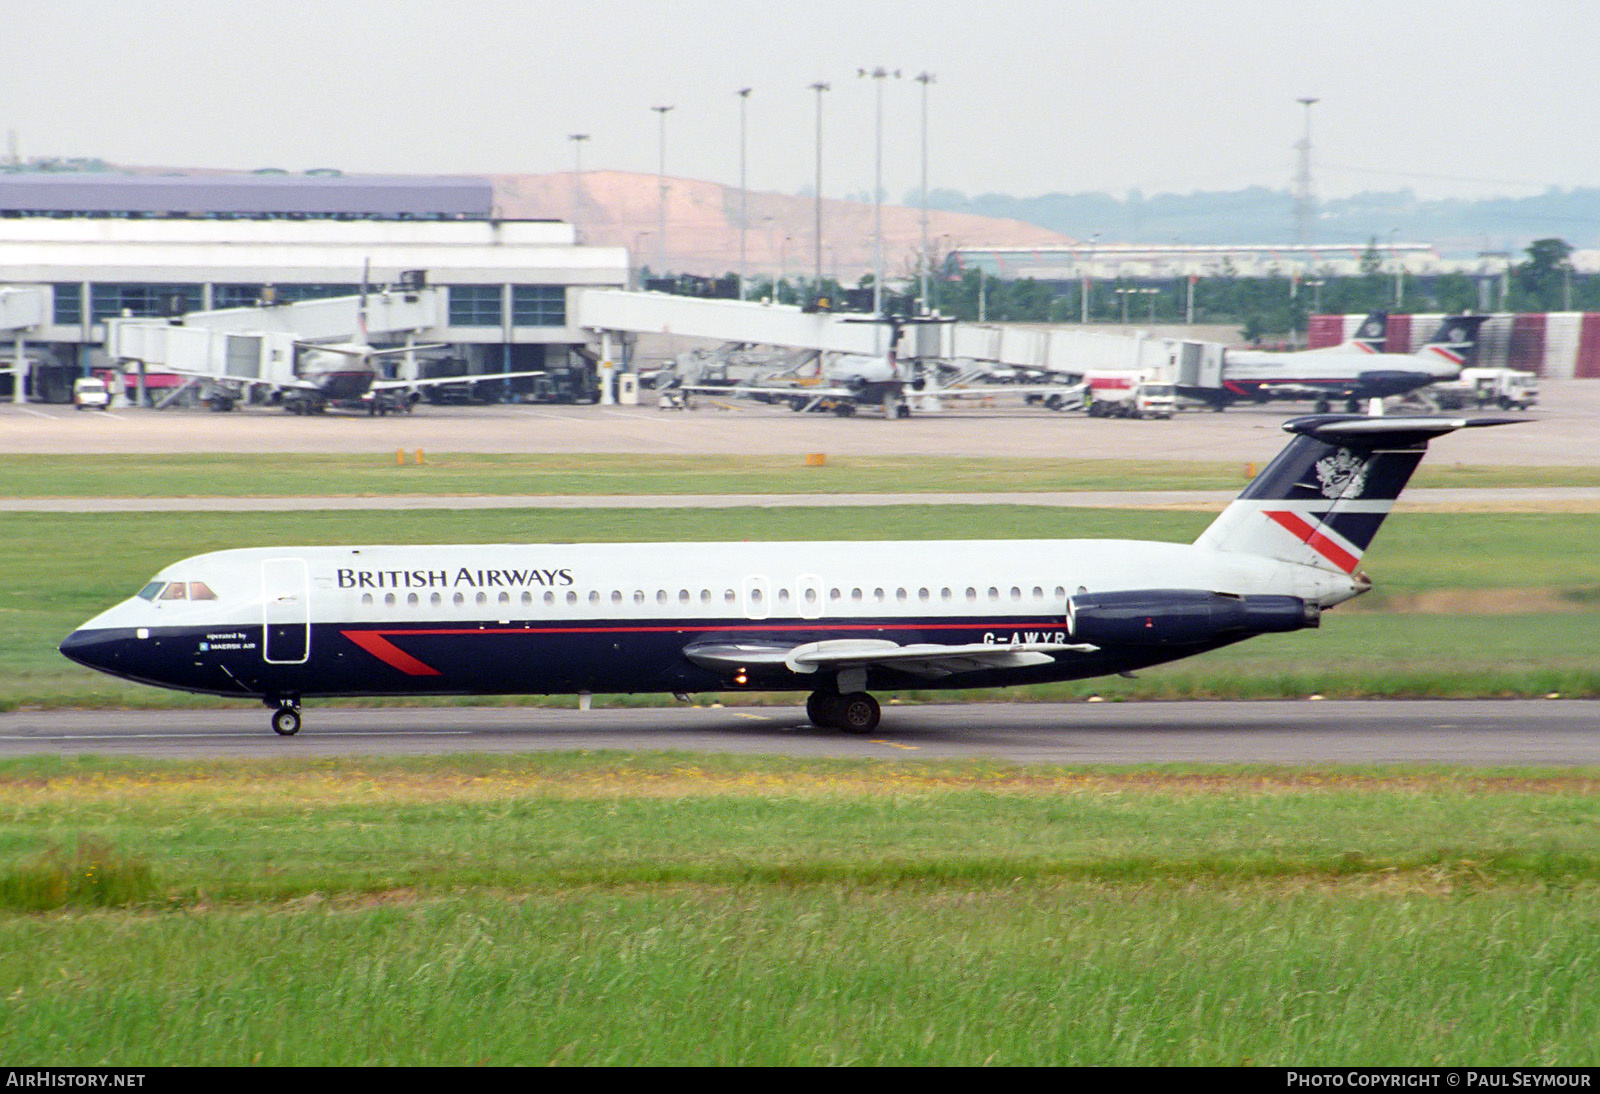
[{"left": 336, "top": 566, "right": 576, "bottom": 591}]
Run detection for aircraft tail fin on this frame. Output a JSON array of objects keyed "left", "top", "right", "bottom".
[
  {"left": 1194, "top": 414, "right": 1520, "bottom": 575},
  {"left": 1415, "top": 315, "right": 1488, "bottom": 367},
  {"left": 1348, "top": 311, "right": 1388, "bottom": 351}
]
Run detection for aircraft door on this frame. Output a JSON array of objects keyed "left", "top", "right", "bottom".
[{"left": 261, "top": 558, "right": 310, "bottom": 664}]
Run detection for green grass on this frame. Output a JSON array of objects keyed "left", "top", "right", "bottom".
[
  {"left": 1, "top": 754, "right": 1597, "bottom": 1065},
  {"left": 7, "top": 507, "right": 1598, "bottom": 708},
  {"left": 4, "top": 451, "right": 1598, "bottom": 497}
]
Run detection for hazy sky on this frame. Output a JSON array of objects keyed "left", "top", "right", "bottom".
[{"left": 5, "top": 1, "right": 1596, "bottom": 203}]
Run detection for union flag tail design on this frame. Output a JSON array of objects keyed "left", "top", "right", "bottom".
[{"left": 1194, "top": 415, "right": 1520, "bottom": 574}]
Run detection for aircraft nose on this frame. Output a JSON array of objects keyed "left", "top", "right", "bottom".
[{"left": 59, "top": 627, "right": 123, "bottom": 674}]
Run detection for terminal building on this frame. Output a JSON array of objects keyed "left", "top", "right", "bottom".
[{"left": 0, "top": 173, "right": 628, "bottom": 401}]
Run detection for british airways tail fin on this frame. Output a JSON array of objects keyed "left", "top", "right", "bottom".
[
  {"left": 1416, "top": 315, "right": 1488, "bottom": 367},
  {"left": 1194, "top": 415, "right": 1520, "bottom": 575},
  {"left": 1348, "top": 311, "right": 1388, "bottom": 350}
]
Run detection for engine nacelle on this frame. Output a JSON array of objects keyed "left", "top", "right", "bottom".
[{"left": 1066, "top": 589, "right": 1319, "bottom": 647}]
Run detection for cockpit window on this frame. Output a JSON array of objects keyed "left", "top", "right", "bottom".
[{"left": 145, "top": 581, "right": 219, "bottom": 602}]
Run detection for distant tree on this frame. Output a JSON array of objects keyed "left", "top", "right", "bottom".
[
  {"left": 1511, "top": 237, "right": 1574, "bottom": 311},
  {"left": 1359, "top": 238, "right": 1384, "bottom": 278}
]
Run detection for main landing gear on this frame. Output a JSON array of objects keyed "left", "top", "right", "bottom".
[
  {"left": 267, "top": 698, "right": 302, "bottom": 737},
  {"left": 806, "top": 690, "right": 881, "bottom": 734}
]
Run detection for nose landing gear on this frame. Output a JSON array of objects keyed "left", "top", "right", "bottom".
[{"left": 267, "top": 698, "right": 302, "bottom": 737}]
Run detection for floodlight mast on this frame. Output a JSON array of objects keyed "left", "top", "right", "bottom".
[
  {"left": 652, "top": 105, "right": 674, "bottom": 277},
  {"left": 859, "top": 66, "right": 900, "bottom": 352},
  {"left": 1293, "top": 97, "right": 1318, "bottom": 247},
  {"left": 916, "top": 72, "right": 935, "bottom": 314},
  {"left": 567, "top": 133, "right": 589, "bottom": 242},
  {"left": 810, "top": 81, "right": 829, "bottom": 294},
  {"left": 737, "top": 88, "right": 751, "bottom": 301}
]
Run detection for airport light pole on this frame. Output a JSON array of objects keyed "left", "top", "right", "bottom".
[
  {"left": 1389, "top": 227, "right": 1402, "bottom": 309},
  {"left": 653, "top": 105, "right": 674, "bottom": 278},
  {"left": 1293, "top": 97, "right": 1318, "bottom": 246},
  {"left": 859, "top": 66, "right": 900, "bottom": 337},
  {"left": 915, "top": 71, "right": 935, "bottom": 314},
  {"left": 631, "top": 231, "right": 652, "bottom": 290},
  {"left": 737, "top": 88, "right": 751, "bottom": 301},
  {"left": 810, "top": 81, "right": 829, "bottom": 298},
  {"left": 1081, "top": 233, "right": 1099, "bottom": 324},
  {"left": 567, "top": 133, "right": 589, "bottom": 242}
]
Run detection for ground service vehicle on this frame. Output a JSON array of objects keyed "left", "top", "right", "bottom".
[
  {"left": 72, "top": 377, "right": 111, "bottom": 410},
  {"left": 1085, "top": 373, "right": 1177, "bottom": 419},
  {"left": 1429, "top": 368, "right": 1538, "bottom": 411}
]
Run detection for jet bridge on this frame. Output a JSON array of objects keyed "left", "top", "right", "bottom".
[
  {"left": 0, "top": 287, "right": 45, "bottom": 404},
  {"left": 577, "top": 288, "right": 1220, "bottom": 382},
  {"left": 105, "top": 289, "right": 444, "bottom": 406},
  {"left": 577, "top": 290, "right": 886, "bottom": 354}
]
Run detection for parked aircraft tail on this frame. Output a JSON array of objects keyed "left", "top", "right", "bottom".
[
  {"left": 1194, "top": 414, "right": 1518, "bottom": 576},
  {"left": 1348, "top": 312, "right": 1388, "bottom": 350},
  {"left": 1415, "top": 315, "right": 1488, "bottom": 367}
]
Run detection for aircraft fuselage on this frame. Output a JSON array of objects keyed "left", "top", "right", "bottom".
[{"left": 60, "top": 539, "right": 1352, "bottom": 705}]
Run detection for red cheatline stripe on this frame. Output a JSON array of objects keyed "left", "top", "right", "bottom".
[
  {"left": 1263, "top": 510, "right": 1360, "bottom": 573},
  {"left": 339, "top": 620, "right": 1059, "bottom": 676},
  {"left": 340, "top": 630, "right": 443, "bottom": 676}
]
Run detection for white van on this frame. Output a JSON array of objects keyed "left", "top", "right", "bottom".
[{"left": 73, "top": 377, "right": 111, "bottom": 410}]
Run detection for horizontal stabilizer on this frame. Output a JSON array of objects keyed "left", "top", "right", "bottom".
[{"left": 1281, "top": 414, "right": 1524, "bottom": 446}]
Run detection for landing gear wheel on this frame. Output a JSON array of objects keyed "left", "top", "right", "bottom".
[
  {"left": 806, "top": 691, "right": 841, "bottom": 728},
  {"left": 271, "top": 706, "right": 301, "bottom": 737},
  {"left": 836, "top": 693, "right": 880, "bottom": 734}
]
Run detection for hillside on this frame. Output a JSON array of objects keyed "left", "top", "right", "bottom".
[{"left": 491, "top": 170, "right": 1076, "bottom": 282}]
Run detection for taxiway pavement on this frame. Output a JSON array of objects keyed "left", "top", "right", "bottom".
[{"left": 3, "top": 701, "right": 1595, "bottom": 765}]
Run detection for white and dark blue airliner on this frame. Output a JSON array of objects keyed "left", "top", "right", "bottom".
[
  {"left": 61, "top": 415, "right": 1512, "bottom": 736},
  {"left": 1190, "top": 315, "right": 1489, "bottom": 412}
]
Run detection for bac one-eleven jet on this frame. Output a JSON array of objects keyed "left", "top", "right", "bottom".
[{"left": 61, "top": 415, "right": 1514, "bottom": 736}]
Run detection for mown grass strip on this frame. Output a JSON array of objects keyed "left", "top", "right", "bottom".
[
  {"left": 4, "top": 451, "right": 1597, "bottom": 498},
  {"left": 2, "top": 753, "right": 1597, "bottom": 1064},
  {"left": 4, "top": 754, "right": 1598, "bottom": 909}
]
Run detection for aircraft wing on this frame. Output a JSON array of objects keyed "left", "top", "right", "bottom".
[
  {"left": 294, "top": 342, "right": 450, "bottom": 358},
  {"left": 681, "top": 383, "right": 861, "bottom": 400},
  {"left": 370, "top": 370, "right": 550, "bottom": 391},
  {"left": 935, "top": 382, "right": 1087, "bottom": 400},
  {"left": 140, "top": 368, "right": 323, "bottom": 393},
  {"left": 684, "top": 638, "right": 1097, "bottom": 679}
]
